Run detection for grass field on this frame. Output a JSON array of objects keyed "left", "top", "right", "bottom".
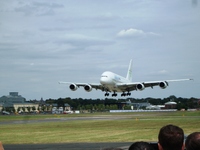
[{"left": 0, "top": 111, "right": 200, "bottom": 144}]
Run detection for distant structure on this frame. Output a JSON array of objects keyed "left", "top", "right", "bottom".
[
  {"left": 51, "top": 103, "right": 72, "bottom": 114},
  {"left": 0, "top": 92, "right": 38, "bottom": 113},
  {"left": 0, "top": 92, "right": 25, "bottom": 104},
  {"left": 164, "top": 101, "right": 177, "bottom": 109},
  {"left": 125, "top": 100, "right": 177, "bottom": 110}
]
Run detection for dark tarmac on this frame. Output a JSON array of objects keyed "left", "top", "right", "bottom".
[
  {"left": 3, "top": 142, "right": 159, "bottom": 150},
  {"left": 3, "top": 142, "right": 132, "bottom": 150}
]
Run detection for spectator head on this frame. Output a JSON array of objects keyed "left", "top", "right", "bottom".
[
  {"left": 185, "top": 132, "right": 200, "bottom": 150},
  {"left": 101, "top": 148, "right": 123, "bottom": 150},
  {"left": 158, "top": 124, "right": 184, "bottom": 150},
  {"left": 129, "top": 141, "right": 155, "bottom": 150}
]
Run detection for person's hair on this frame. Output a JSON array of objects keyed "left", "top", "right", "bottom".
[
  {"left": 129, "top": 141, "right": 155, "bottom": 150},
  {"left": 158, "top": 124, "right": 184, "bottom": 150},
  {"left": 185, "top": 132, "right": 200, "bottom": 150},
  {"left": 101, "top": 148, "right": 123, "bottom": 150}
]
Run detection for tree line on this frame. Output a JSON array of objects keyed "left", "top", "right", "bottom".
[{"left": 41, "top": 95, "right": 200, "bottom": 111}]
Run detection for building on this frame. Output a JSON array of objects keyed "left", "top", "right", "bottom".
[
  {"left": 0, "top": 92, "right": 25, "bottom": 103},
  {"left": 51, "top": 103, "right": 72, "bottom": 114},
  {"left": 0, "top": 92, "right": 39, "bottom": 113},
  {"left": 0, "top": 103, "right": 3, "bottom": 112},
  {"left": 165, "top": 101, "right": 177, "bottom": 109},
  {"left": 127, "top": 102, "right": 151, "bottom": 110}
]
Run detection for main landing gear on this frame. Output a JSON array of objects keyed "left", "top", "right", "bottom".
[
  {"left": 104, "top": 92, "right": 117, "bottom": 97},
  {"left": 104, "top": 92, "right": 131, "bottom": 97},
  {"left": 112, "top": 92, "right": 117, "bottom": 97},
  {"left": 121, "top": 92, "right": 131, "bottom": 97},
  {"left": 105, "top": 92, "right": 109, "bottom": 96}
]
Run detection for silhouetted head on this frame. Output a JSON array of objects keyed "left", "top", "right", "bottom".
[
  {"left": 185, "top": 132, "right": 200, "bottom": 150},
  {"left": 101, "top": 147, "right": 123, "bottom": 150},
  {"left": 158, "top": 124, "right": 184, "bottom": 150},
  {"left": 129, "top": 141, "right": 155, "bottom": 150}
]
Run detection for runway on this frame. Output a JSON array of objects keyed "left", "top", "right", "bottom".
[{"left": 0, "top": 115, "right": 134, "bottom": 125}]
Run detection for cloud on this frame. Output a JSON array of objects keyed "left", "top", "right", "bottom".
[
  {"left": 0, "top": 0, "right": 199, "bottom": 100},
  {"left": 148, "top": 70, "right": 170, "bottom": 78},
  {"left": 14, "top": 1, "right": 64, "bottom": 16},
  {"left": 117, "top": 28, "right": 161, "bottom": 38},
  {"left": 158, "top": 70, "right": 169, "bottom": 75},
  {"left": 56, "top": 34, "right": 113, "bottom": 48}
]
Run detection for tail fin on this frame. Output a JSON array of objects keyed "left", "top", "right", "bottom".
[{"left": 126, "top": 59, "right": 132, "bottom": 81}]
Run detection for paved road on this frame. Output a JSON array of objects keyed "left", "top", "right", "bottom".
[
  {"left": 3, "top": 142, "right": 158, "bottom": 150},
  {"left": 3, "top": 142, "right": 132, "bottom": 150}
]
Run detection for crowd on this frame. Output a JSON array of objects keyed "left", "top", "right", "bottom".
[{"left": 102, "top": 124, "right": 200, "bottom": 150}]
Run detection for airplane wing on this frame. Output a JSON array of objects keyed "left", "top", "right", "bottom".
[
  {"left": 116, "top": 79, "right": 193, "bottom": 92},
  {"left": 59, "top": 78, "right": 193, "bottom": 96},
  {"left": 59, "top": 82, "right": 104, "bottom": 91}
]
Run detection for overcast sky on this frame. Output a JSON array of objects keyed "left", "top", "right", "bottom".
[{"left": 0, "top": 0, "right": 199, "bottom": 100}]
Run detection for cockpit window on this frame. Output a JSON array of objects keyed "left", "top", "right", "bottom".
[{"left": 101, "top": 75, "right": 107, "bottom": 77}]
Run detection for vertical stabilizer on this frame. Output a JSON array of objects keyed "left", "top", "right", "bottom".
[{"left": 126, "top": 59, "right": 132, "bottom": 81}]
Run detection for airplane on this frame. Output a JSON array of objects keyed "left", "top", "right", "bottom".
[{"left": 59, "top": 59, "right": 193, "bottom": 97}]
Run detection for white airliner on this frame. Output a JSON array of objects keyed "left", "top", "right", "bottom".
[{"left": 59, "top": 60, "right": 192, "bottom": 97}]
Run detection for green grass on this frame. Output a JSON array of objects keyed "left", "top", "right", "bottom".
[{"left": 0, "top": 111, "right": 200, "bottom": 144}]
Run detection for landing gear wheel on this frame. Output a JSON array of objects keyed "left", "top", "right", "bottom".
[
  {"left": 121, "top": 93, "right": 126, "bottom": 97},
  {"left": 105, "top": 93, "right": 109, "bottom": 96},
  {"left": 127, "top": 92, "right": 131, "bottom": 96},
  {"left": 112, "top": 93, "right": 117, "bottom": 97}
]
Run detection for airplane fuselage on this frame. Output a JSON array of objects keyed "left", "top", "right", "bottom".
[{"left": 100, "top": 71, "right": 129, "bottom": 92}]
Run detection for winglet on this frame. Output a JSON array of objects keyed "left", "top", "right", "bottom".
[{"left": 126, "top": 59, "right": 133, "bottom": 82}]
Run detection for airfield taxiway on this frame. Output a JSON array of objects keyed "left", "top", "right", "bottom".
[
  {"left": 1, "top": 115, "right": 135, "bottom": 150},
  {"left": 0, "top": 113, "right": 164, "bottom": 150},
  {"left": 0, "top": 115, "right": 134, "bottom": 125}
]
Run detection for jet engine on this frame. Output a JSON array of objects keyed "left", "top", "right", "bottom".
[
  {"left": 159, "top": 81, "right": 168, "bottom": 89},
  {"left": 136, "top": 83, "right": 145, "bottom": 91},
  {"left": 69, "top": 83, "right": 78, "bottom": 91},
  {"left": 84, "top": 84, "right": 92, "bottom": 92}
]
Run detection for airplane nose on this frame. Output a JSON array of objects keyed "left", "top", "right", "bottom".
[
  {"left": 100, "top": 77, "right": 106, "bottom": 84},
  {"left": 100, "top": 77, "right": 112, "bottom": 85}
]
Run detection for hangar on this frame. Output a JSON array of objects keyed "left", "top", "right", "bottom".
[{"left": 0, "top": 92, "right": 39, "bottom": 113}]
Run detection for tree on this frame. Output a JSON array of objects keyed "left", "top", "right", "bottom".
[
  {"left": 41, "top": 105, "right": 46, "bottom": 112},
  {"left": 27, "top": 107, "right": 31, "bottom": 113},
  {"left": 17, "top": 107, "right": 21, "bottom": 112},
  {"left": 98, "top": 104, "right": 105, "bottom": 111},
  {"left": 124, "top": 105, "right": 131, "bottom": 110},
  {"left": 37, "top": 106, "right": 41, "bottom": 112},
  {"left": 32, "top": 106, "right": 36, "bottom": 112},
  {"left": 110, "top": 104, "right": 118, "bottom": 110},
  {"left": 12, "top": 107, "right": 16, "bottom": 113},
  {"left": 22, "top": 107, "right": 25, "bottom": 112}
]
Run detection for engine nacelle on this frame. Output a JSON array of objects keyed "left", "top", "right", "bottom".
[
  {"left": 159, "top": 81, "right": 168, "bottom": 89},
  {"left": 136, "top": 83, "right": 145, "bottom": 91},
  {"left": 69, "top": 83, "right": 78, "bottom": 91},
  {"left": 84, "top": 84, "right": 92, "bottom": 92}
]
